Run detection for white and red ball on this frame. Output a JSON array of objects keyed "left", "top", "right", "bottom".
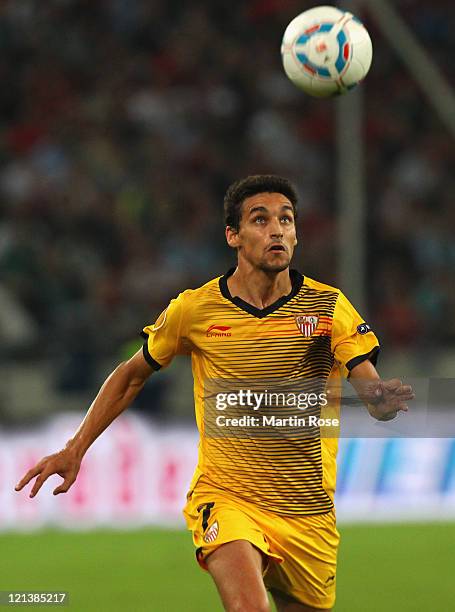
[{"left": 281, "top": 5, "right": 373, "bottom": 98}]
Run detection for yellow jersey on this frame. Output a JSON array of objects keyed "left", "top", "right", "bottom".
[{"left": 142, "top": 268, "right": 379, "bottom": 515}]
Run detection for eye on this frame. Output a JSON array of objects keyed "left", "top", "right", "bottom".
[
  {"left": 281, "top": 215, "right": 293, "bottom": 224},
  {"left": 253, "top": 216, "right": 266, "bottom": 224}
]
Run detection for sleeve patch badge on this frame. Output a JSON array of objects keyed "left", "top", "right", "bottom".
[{"left": 357, "top": 323, "right": 371, "bottom": 335}]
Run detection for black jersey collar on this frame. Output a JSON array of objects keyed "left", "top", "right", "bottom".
[{"left": 219, "top": 267, "right": 303, "bottom": 318}]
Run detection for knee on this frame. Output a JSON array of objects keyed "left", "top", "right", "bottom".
[{"left": 227, "top": 595, "right": 271, "bottom": 612}]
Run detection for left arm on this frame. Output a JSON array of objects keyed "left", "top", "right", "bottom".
[{"left": 349, "top": 359, "right": 414, "bottom": 421}]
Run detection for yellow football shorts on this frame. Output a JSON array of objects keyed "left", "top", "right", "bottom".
[{"left": 183, "top": 476, "right": 340, "bottom": 609}]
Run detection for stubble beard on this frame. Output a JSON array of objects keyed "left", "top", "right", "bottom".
[{"left": 257, "top": 259, "right": 290, "bottom": 274}]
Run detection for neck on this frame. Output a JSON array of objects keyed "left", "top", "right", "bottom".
[{"left": 227, "top": 262, "right": 292, "bottom": 309}]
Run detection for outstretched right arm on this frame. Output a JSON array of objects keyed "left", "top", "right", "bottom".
[{"left": 15, "top": 348, "right": 154, "bottom": 498}]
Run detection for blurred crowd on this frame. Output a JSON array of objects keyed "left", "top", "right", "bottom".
[{"left": 0, "top": 0, "right": 454, "bottom": 393}]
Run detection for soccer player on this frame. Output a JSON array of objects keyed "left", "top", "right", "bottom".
[{"left": 16, "top": 175, "right": 414, "bottom": 611}]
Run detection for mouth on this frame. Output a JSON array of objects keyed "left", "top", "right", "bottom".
[{"left": 268, "top": 244, "right": 287, "bottom": 253}]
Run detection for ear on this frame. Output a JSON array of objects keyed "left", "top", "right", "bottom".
[{"left": 225, "top": 226, "right": 241, "bottom": 249}]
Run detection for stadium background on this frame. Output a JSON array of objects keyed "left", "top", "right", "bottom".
[{"left": 1, "top": 1, "right": 454, "bottom": 610}]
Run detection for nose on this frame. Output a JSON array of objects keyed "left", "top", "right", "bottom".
[{"left": 269, "top": 217, "right": 283, "bottom": 238}]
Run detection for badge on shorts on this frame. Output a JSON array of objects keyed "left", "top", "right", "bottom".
[
  {"left": 203, "top": 520, "right": 219, "bottom": 543},
  {"left": 294, "top": 314, "right": 319, "bottom": 337}
]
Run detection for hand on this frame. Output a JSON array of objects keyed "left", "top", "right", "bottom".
[
  {"left": 366, "top": 378, "right": 415, "bottom": 421},
  {"left": 15, "top": 446, "right": 83, "bottom": 498}
]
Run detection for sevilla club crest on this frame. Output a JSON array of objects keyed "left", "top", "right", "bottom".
[
  {"left": 203, "top": 520, "right": 219, "bottom": 543},
  {"left": 295, "top": 314, "right": 319, "bottom": 337}
]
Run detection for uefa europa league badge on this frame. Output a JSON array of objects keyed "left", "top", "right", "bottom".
[{"left": 294, "top": 314, "right": 319, "bottom": 337}]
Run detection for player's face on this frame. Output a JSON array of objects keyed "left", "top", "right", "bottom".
[{"left": 226, "top": 192, "right": 297, "bottom": 273}]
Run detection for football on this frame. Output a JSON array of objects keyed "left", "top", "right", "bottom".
[{"left": 281, "top": 5, "right": 373, "bottom": 97}]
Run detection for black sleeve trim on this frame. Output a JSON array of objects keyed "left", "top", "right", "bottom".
[
  {"left": 142, "top": 341, "right": 162, "bottom": 371},
  {"left": 346, "top": 345, "right": 380, "bottom": 371}
]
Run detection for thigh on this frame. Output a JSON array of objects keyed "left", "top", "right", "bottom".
[
  {"left": 263, "top": 510, "right": 339, "bottom": 610},
  {"left": 206, "top": 540, "right": 270, "bottom": 611}
]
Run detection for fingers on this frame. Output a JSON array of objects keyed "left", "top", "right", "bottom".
[
  {"left": 382, "top": 379, "right": 402, "bottom": 392},
  {"left": 16, "top": 467, "right": 76, "bottom": 497},
  {"left": 382, "top": 380, "right": 415, "bottom": 403},
  {"left": 383, "top": 402, "right": 408, "bottom": 417},
  {"left": 29, "top": 468, "right": 53, "bottom": 498},
  {"left": 398, "top": 385, "right": 413, "bottom": 395},
  {"left": 15, "top": 450, "right": 81, "bottom": 498},
  {"left": 53, "top": 475, "right": 76, "bottom": 496},
  {"left": 398, "top": 392, "right": 415, "bottom": 402},
  {"left": 396, "top": 385, "right": 415, "bottom": 401},
  {"left": 15, "top": 463, "right": 44, "bottom": 492}
]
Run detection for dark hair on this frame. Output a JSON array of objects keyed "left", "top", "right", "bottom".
[{"left": 223, "top": 174, "right": 298, "bottom": 231}]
